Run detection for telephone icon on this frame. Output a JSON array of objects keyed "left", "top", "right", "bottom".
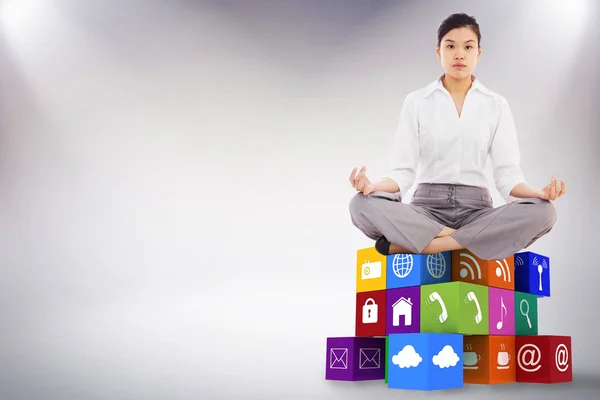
[
  {"left": 427, "top": 291, "right": 448, "bottom": 324},
  {"left": 466, "top": 291, "right": 482, "bottom": 324}
]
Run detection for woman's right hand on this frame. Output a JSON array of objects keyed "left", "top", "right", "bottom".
[{"left": 349, "top": 165, "right": 375, "bottom": 195}]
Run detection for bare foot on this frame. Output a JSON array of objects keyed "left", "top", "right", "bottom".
[
  {"left": 436, "top": 226, "right": 456, "bottom": 237},
  {"left": 388, "top": 232, "right": 463, "bottom": 255},
  {"left": 389, "top": 243, "right": 415, "bottom": 254},
  {"left": 422, "top": 236, "right": 464, "bottom": 254}
]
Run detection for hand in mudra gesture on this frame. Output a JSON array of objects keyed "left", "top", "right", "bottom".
[
  {"left": 538, "top": 175, "right": 566, "bottom": 201},
  {"left": 350, "top": 165, "right": 375, "bottom": 196}
]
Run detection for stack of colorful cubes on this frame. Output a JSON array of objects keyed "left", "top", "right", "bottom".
[{"left": 325, "top": 247, "right": 572, "bottom": 390}]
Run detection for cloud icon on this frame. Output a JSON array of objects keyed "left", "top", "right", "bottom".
[
  {"left": 432, "top": 345, "right": 459, "bottom": 368},
  {"left": 392, "top": 345, "right": 422, "bottom": 368}
]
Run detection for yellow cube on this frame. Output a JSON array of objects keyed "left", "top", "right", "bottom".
[{"left": 356, "top": 247, "right": 387, "bottom": 293}]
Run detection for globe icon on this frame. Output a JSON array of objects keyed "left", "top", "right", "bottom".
[
  {"left": 427, "top": 254, "right": 447, "bottom": 279},
  {"left": 392, "top": 254, "right": 413, "bottom": 278}
]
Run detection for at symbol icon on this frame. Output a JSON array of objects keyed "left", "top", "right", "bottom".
[
  {"left": 555, "top": 344, "right": 569, "bottom": 372},
  {"left": 517, "top": 344, "right": 541, "bottom": 372}
]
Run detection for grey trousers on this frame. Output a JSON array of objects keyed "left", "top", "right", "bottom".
[{"left": 349, "top": 183, "right": 557, "bottom": 260}]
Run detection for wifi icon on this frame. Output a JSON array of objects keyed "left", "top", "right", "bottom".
[
  {"left": 495, "top": 259, "right": 512, "bottom": 283},
  {"left": 514, "top": 251, "right": 551, "bottom": 297},
  {"left": 458, "top": 252, "right": 482, "bottom": 281},
  {"left": 451, "top": 250, "right": 515, "bottom": 291}
]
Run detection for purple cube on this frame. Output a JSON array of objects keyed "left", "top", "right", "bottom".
[
  {"left": 325, "top": 336, "right": 386, "bottom": 381},
  {"left": 386, "top": 286, "right": 421, "bottom": 334}
]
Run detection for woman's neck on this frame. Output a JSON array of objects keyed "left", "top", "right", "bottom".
[{"left": 442, "top": 74, "right": 473, "bottom": 95}]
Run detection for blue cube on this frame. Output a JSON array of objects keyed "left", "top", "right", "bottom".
[
  {"left": 387, "top": 333, "right": 463, "bottom": 391},
  {"left": 514, "top": 251, "right": 550, "bottom": 297},
  {"left": 386, "top": 252, "right": 452, "bottom": 289}
]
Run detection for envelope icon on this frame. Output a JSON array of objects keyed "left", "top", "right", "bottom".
[
  {"left": 359, "top": 348, "right": 380, "bottom": 369},
  {"left": 330, "top": 348, "right": 348, "bottom": 369}
]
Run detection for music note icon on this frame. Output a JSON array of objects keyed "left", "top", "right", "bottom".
[{"left": 496, "top": 297, "right": 507, "bottom": 330}]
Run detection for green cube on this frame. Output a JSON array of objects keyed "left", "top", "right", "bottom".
[
  {"left": 515, "top": 291, "right": 538, "bottom": 335},
  {"left": 384, "top": 335, "right": 389, "bottom": 383},
  {"left": 420, "top": 282, "right": 489, "bottom": 335}
]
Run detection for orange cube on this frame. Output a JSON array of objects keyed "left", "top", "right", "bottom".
[
  {"left": 451, "top": 249, "right": 514, "bottom": 290},
  {"left": 463, "top": 335, "right": 516, "bottom": 384}
]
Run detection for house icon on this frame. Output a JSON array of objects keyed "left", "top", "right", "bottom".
[{"left": 392, "top": 297, "right": 413, "bottom": 327}]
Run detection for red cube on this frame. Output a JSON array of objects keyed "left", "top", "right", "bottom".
[
  {"left": 355, "top": 290, "right": 387, "bottom": 337},
  {"left": 515, "top": 335, "right": 572, "bottom": 384}
]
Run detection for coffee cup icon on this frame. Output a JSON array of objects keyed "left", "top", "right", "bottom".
[
  {"left": 464, "top": 351, "right": 480, "bottom": 369},
  {"left": 497, "top": 351, "right": 511, "bottom": 369}
]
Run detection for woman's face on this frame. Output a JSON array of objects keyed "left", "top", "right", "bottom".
[{"left": 436, "top": 27, "right": 481, "bottom": 80}]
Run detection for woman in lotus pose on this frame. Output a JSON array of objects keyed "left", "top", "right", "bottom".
[{"left": 348, "top": 13, "right": 565, "bottom": 261}]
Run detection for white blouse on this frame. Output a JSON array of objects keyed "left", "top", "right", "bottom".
[{"left": 382, "top": 75, "right": 526, "bottom": 201}]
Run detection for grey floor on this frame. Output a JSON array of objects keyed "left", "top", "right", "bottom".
[{"left": 321, "top": 373, "right": 600, "bottom": 399}]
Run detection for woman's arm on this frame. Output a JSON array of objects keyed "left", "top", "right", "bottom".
[
  {"left": 372, "top": 177, "right": 400, "bottom": 193},
  {"left": 489, "top": 98, "right": 527, "bottom": 200},
  {"left": 510, "top": 176, "right": 566, "bottom": 200},
  {"left": 509, "top": 182, "right": 542, "bottom": 198},
  {"left": 490, "top": 98, "right": 566, "bottom": 201},
  {"left": 380, "top": 94, "right": 420, "bottom": 196}
]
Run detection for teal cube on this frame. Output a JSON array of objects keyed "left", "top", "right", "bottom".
[{"left": 515, "top": 291, "right": 539, "bottom": 335}]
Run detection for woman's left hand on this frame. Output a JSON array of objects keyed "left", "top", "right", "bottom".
[{"left": 537, "top": 175, "right": 566, "bottom": 201}]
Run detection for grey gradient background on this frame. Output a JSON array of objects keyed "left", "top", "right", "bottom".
[{"left": 1, "top": 0, "right": 599, "bottom": 399}]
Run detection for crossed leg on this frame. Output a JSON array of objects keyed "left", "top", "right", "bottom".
[
  {"left": 349, "top": 192, "right": 557, "bottom": 260},
  {"left": 404, "top": 198, "right": 557, "bottom": 258},
  {"left": 349, "top": 191, "right": 449, "bottom": 255},
  {"left": 450, "top": 198, "right": 557, "bottom": 260}
]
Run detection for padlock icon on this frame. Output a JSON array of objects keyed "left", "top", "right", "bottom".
[{"left": 362, "top": 298, "right": 378, "bottom": 324}]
